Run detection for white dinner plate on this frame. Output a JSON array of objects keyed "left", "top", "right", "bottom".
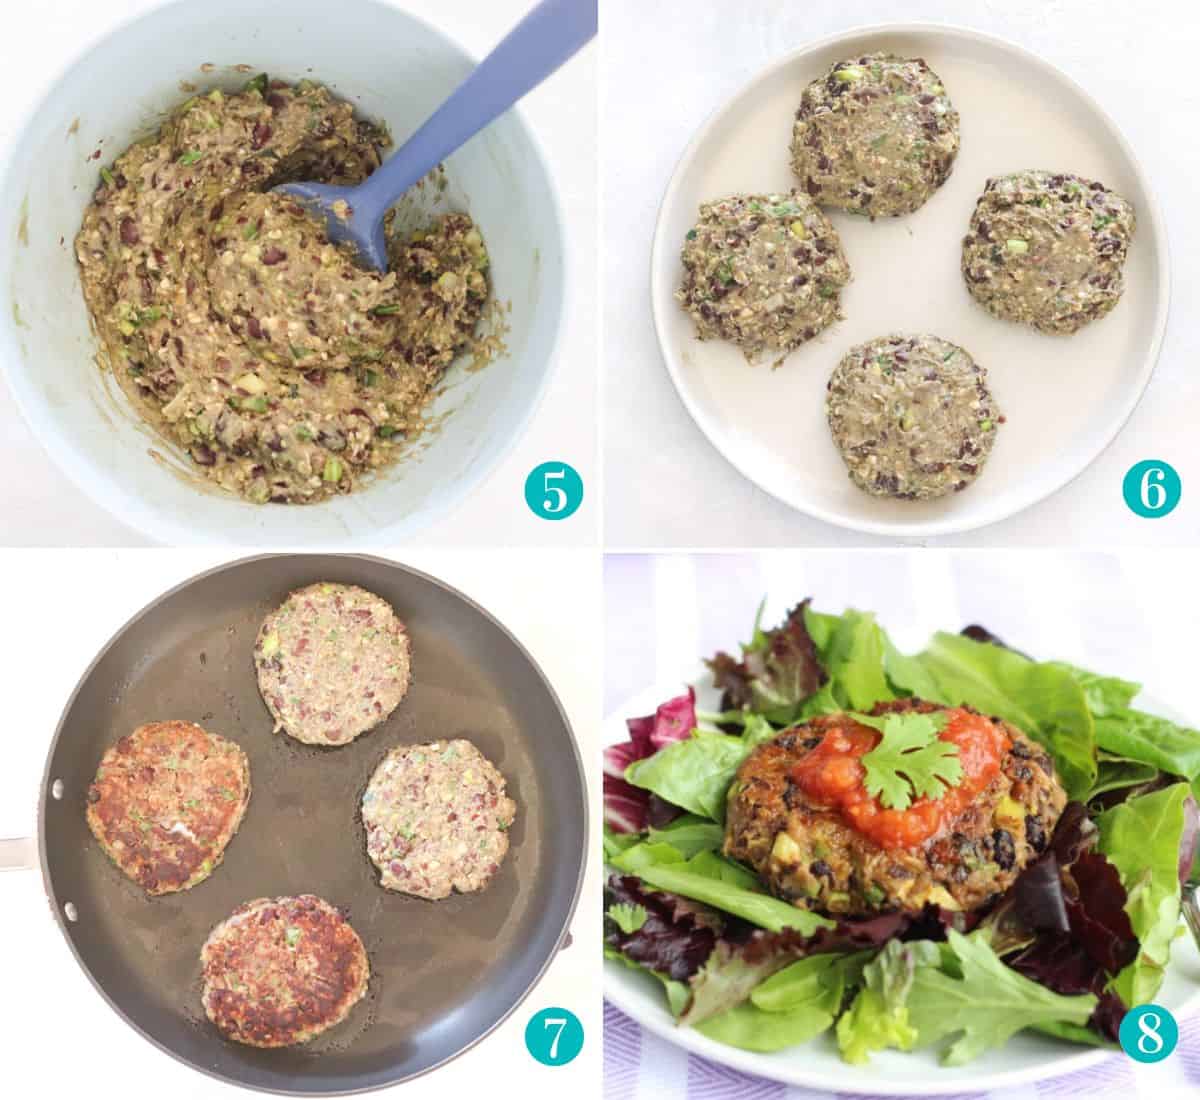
[
  {"left": 604, "top": 666, "right": 1200, "bottom": 1095},
  {"left": 650, "top": 24, "right": 1170, "bottom": 538}
]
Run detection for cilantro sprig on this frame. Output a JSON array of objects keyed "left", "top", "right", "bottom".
[{"left": 853, "top": 710, "right": 963, "bottom": 811}]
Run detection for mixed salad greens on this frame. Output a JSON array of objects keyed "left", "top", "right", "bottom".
[{"left": 603, "top": 600, "right": 1200, "bottom": 1064}]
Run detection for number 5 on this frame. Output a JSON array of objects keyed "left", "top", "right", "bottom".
[
  {"left": 543, "top": 469, "right": 567, "bottom": 514},
  {"left": 543, "top": 1016, "right": 567, "bottom": 1060}
]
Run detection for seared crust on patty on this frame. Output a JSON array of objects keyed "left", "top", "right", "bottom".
[
  {"left": 254, "top": 582, "right": 411, "bottom": 746},
  {"left": 201, "top": 894, "right": 369, "bottom": 1048},
  {"left": 724, "top": 699, "right": 1067, "bottom": 916},
  {"left": 363, "top": 738, "right": 516, "bottom": 900},
  {"left": 86, "top": 720, "right": 250, "bottom": 895}
]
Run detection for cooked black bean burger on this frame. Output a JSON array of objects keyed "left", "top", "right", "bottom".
[
  {"left": 201, "top": 894, "right": 369, "bottom": 1047},
  {"left": 254, "top": 582, "right": 411, "bottom": 746},
  {"left": 86, "top": 720, "right": 250, "bottom": 895},
  {"left": 826, "top": 333, "right": 1001, "bottom": 501},
  {"left": 363, "top": 738, "right": 517, "bottom": 900},
  {"left": 791, "top": 53, "right": 960, "bottom": 218},
  {"left": 724, "top": 699, "right": 1067, "bottom": 917},
  {"left": 961, "top": 170, "right": 1136, "bottom": 334},
  {"left": 676, "top": 192, "right": 851, "bottom": 361}
]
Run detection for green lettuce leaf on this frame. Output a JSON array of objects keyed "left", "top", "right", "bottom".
[
  {"left": 1096, "top": 782, "right": 1191, "bottom": 1006},
  {"left": 624, "top": 716, "right": 777, "bottom": 822},
  {"left": 836, "top": 940, "right": 941, "bottom": 1064},
  {"left": 888, "top": 632, "right": 1096, "bottom": 800},
  {"left": 906, "top": 931, "right": 1097, "bottom": 1065},
  {"left": 1093, "top": 711, "right": 1200, "bottom": 798},
  {"left": 804, "top": 607, "right": 896, "bottom": 710},
  {"left": 647, "top": 815, "right": 725, "bottom": 857},
  {"left": 608, "top": 841, "right": 831, "bottom": 934},
  {"left": 694, "top": 997, "right": 836, "bottom": 1052}
]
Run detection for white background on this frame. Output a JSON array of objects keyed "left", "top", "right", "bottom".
[
  {"left": 603, "top": 549, "right": 1200, "bottom": 1096},
  {"left": 0, "top": 549, "right": 602, "bottom": 1099},
  {"left": 0, "top": 0, "right": 597, "bottom": 548},
  {"left": 603, "top": 0, "right": 1199, "bottom": 548}
]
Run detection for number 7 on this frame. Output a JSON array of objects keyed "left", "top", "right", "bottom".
[{"left": 543, "top": 1016, "right": 567, "bottom": 1060}]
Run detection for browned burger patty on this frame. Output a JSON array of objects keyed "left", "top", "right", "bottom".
[
  {"left": 86, "top": 720, "right": 250, "bottom": 895},
  {"left": 201, "top": 894, "right": 369, "bottom": 1047},
  {"left": 254, "top": 581, "right": 412, "bottom": 746},
  {"left": 724, "top": 699, "right": 1067, "bottom": 916}
]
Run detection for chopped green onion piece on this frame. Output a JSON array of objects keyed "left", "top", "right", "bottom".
[
  {"left": 99, "top": 167, "right": 115, "bottom": 187},
  {"left": 369, "top": 303, "right": 401, "bottom": 316},
  {"left": 245, "top": 73, "right": 269, "bottom": 96},
  {"left": 177, "top": 150, "right": 205, "bottom": 166},
  {"left": 979, "top": 418, "right": 994, "bottom": 431},
  {"left": 240, "top": 395, "right": 269, "bottom": 413},
  {"left": 284, "top": 926, "right": 301, "bottom": 948},
  {"left": 834, "top": 66, "right": 864, "bottom": 82},
  {"left": 377, "top": 425, "right": 398, "bottom": 439},
  {"left": 261, "top": 632, "right": 280, "bottom": 657},
  {"left": 243, "top": 221, "right": 259, "bottom": 240},
  {"left": 322, "top": 457, "right": 343, "bottom": 482},
  {"left": 289, "top": 344, "right": 311, "bottom": 360},
  {"left": 1006, "top": 238, "right": 1029, "bottom": 254}
]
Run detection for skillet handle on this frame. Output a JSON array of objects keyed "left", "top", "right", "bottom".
[{"left": 0, "top": 837, "right": 35, "bottom": 870}]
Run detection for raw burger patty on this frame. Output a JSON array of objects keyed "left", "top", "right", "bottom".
[
  {"left": 362, "top": 738, "right": 517, "bottom": 900},
  {"left": 791, "top": 52, "right": 959, "bottom": 217},
  {"left": 961, "top": 170, "right": 1136, "bottom": 334},
  {"left": 86, "top": 720, "right": 250, "bottom": 895},
  {"left": 201, "top": 894, "right": 369, "bottom": 1047},
  {"left": 826, "top": 333, "right": 1001, "bottom": 500},
  {"left": 676, "top": 192, "right": 850, "bottom": 361},
  {"left": 254, "top": 582, "right": 411, "bottom": 746}
]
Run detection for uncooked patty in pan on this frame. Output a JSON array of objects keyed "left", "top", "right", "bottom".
[
  {"left": 86, "top": 720, "right": 251, "bottom": 895},
  {"left": 363, "top": 739, "right": 517, "bottom": 900},
  {"left": 254, "top": 581, "right": 412, "bottom": 746},
  {"left": 201, "top": 894, "right": 370, "bottom": 1048}
]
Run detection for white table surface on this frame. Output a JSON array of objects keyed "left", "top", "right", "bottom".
[
  {"left": 601, "top": 0, "right": 1199, "bottom": 548},
  {"left": 0, "top": 549, "right": 601, "bottom": 1098},
  {"left": 0, "top": 0, "right": 597, "bottom": 548}
]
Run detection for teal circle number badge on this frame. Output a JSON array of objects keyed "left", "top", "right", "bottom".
[
  {"left": 1119, "top": 1003, "right": 1178, "bottom": 1063},
  {"left": 525, "top": 461, "right": 583, "bottom": 521},
  {"left": 1123, "top": 460, "right": 1181, "bottom": 518},
  {"left": 525, "top": 1007, "right": 584, "bottom": 1066}
]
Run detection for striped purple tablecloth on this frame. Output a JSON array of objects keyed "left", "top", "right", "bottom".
[{"left": 603, "top": 552, "right": 1200, "bottom": 1099}]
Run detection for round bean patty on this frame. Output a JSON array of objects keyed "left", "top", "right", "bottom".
[
  {"left": 363, "top": 738, "right": 516, "bottom": 900},
  {"left": 826, "top": 333, "right": 1001, "bottom": 500},
  {"left": 676, "top": 192, "right": 850, "bottom": 361},
  {"left": 201, "top": 894, "right": 369, "bottom": 1047},
  {"left": 86, "top": 720, "right": 250, "bottom": 895},
  {"left": 961, "top": 170, "right": 1136, "bottom": 334},
  {"left": 254, "top": 582, "right": 411, "bottom": 746},
  {"left": 791, "top": 53, "right": 959, "bottom": 217},
  {"left": 724, "top": 700, "right": 1067, "bottom": 917}
]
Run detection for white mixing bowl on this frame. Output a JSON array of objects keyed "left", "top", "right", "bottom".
[{"left": 0, "top": 0, "right": 566, "bottom": 544}]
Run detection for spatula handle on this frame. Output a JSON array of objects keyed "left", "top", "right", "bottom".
[{"left": 355, "top": 0, "right": 597, "bottom": 214}]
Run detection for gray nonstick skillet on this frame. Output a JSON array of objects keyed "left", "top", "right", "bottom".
[{"left": 0, "top": 553, "right": 587, "bottom": 1095}]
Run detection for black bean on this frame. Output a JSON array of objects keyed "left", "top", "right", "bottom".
[
  {"left": 992, "top": 828, "right": 1016, "bottom": 870},
  {"left": 1025, "top": 814, "right": 1047, "bottom": 852}
]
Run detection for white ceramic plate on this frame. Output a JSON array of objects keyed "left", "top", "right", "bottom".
[
  {"left": 604, "top": 667, "right": 1200, "bottom": 1095},
  {"left": 650, "top": 24, "right": 1170, "bottom": 538}
]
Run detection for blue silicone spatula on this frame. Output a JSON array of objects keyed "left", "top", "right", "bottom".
[{"left": 275, "top": 0, "right": 596, "bottom": 271}]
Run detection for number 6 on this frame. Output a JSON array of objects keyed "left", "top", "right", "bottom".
[
  {"left": 543, "top": 1016, "right": 567, "bottom": 1060},
  {"left": 1140, "top": 467, "right": 1167, "bottom": 511},
  {"left": 543, "top": 469, "right": 567, "bottom": 514}
]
